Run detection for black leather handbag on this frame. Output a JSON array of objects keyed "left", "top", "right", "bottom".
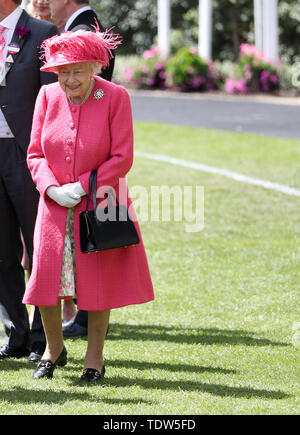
[{"left": 79, "top": 169, "right": 140, "bottom": 253}]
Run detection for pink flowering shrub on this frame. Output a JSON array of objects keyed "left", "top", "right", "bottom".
[
  {"left": 122, "top": 47, "right": 167, "bottom": 90},
  {"left": 166, "top": 47, "right": 222, "bottom": 92},
  {"left": 122, "top": 43, "right": 281, "bottom": 95},
  {"left": 225, "top": 43, "right": 280, "bottom": 94},
  {"left": 225, "top": 77, "right": 248, "bottom": 94}
]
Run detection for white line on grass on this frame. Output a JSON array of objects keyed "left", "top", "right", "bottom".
[{"left": 135, "top": 151, "right": 300, "bottom": 198}]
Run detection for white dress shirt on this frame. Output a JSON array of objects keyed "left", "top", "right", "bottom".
[
  {"left": 64, "top": 6, "right": 92, "bottom": 31},
  {"left": 0, "top": 6, "right": 23, "bottom": 137}
]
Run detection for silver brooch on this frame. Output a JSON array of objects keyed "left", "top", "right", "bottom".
[{"left": 94, "top": 89, "right": 105, "bottom": 100}]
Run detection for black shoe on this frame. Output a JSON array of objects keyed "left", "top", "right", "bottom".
[
  {"left": 0, "top": 345, "right": 30, "bottom": 360},
  {"left": 63, "top": 320, "right": 87, "bottom": 337},
  {"left": 28, "top": 343, "right": 45, "bottom": 363},
  {"left": 32, "top": 346, "right": 68, "bottom": 379},
  {"left": 80, "top": 366, "right": 105, "bottom": 383},
  {"left": 62, "top": 321, "right": 109, "bottom": 338}
]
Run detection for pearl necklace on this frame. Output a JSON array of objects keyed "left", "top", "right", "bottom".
[{"left": 67, "top": 78, "right": 95, "bottom": 105}]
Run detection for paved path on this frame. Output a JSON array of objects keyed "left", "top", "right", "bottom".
[{"left": 130, "top": 91, "right": 300, "bottom": 139}]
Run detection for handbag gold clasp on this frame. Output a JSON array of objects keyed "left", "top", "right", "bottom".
[{"left": 84, "top": 213, "right": 91, "bottom": 236}]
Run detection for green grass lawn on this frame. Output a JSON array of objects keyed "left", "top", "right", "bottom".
[{"left": 0, "top": 122, "right": 299, "bottom": 415}]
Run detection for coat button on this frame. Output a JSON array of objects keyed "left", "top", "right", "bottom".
[
  {"left": 66, "top": 139, "right": 73, "bottom": 146},
  {"left": 65, "top": 156, "right": 71, "bottom": 163},
  {"left": 70, "top": 122, "right": 75, "bottom": 129}
]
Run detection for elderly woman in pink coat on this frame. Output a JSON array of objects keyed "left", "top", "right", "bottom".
[{"left": 23, "top": 29, "right": 154, "bottom": 382}]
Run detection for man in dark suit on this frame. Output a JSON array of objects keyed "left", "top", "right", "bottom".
[
  {"left": 48, "top": 0, "right": 115, "bottom": 337},
  {"left": 0, "top": 0, "right": 58, "bottom": 360}
]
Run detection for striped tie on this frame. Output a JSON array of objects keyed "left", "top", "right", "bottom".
[{"left": 0, "top": 25, "right": 6, "bottom": 70}]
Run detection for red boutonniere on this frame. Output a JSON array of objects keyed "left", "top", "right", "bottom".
[{"left": 15, "top": 26, "right": 30, "bottom": 39}]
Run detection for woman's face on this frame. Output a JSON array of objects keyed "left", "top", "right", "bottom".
[
  {"left": 32, "top": 0, "right": 51, "bottom": 18},
  {"left": 57, "top": 63, "right": 94, "bottom": 103}
]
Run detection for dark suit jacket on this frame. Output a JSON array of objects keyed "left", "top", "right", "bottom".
[
  {"left": 67, "top": 9, "right": 115, "bottom": 82},
  {"left": 0, "top": 10, "right": 58, "bottom": 153}
]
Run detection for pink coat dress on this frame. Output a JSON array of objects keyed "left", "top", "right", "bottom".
[{"left": 23, "top": 76, "right": 154, "bottom": 310}]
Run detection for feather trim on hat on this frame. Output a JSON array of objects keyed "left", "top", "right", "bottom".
[{"left": 40, "top": 26, "right": 122, "bottom": 71}]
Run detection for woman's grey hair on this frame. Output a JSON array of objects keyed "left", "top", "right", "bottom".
[
  {"left": 54, "top": 62, "right": 102, "bottom": 75},
  {"left": 89, "top": 62, "right": 102, "bottom": 75}
]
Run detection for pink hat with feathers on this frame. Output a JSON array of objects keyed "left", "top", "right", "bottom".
[{"left": 40, "top": 25, "right": 121, "bottom": 73}]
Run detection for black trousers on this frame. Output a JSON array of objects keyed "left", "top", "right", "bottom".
[
  {"left": 0, "top": 138, "right": 45, "bottom": 350},
  {"left": 73, "top": 309, "right": 88, "bottom": 327}
]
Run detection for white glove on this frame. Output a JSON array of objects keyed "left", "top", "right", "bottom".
[
  {"left": 46, "top": 185, "right": 82, "bottom": 208},
  {"left": 60, "top": 181, "right": 86, "bottom": 198}
]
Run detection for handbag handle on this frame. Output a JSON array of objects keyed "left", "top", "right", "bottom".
[
  {"left": 85, "top": 169, "right": 120, "bottom": 215},
  {"left": 85, "top": 169, "right": 97, "bottom": 213}
]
